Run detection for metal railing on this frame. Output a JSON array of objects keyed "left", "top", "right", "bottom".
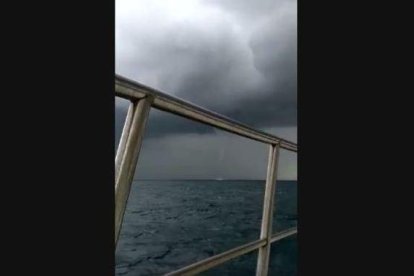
[{"left": 115, "top": 74, "right": 298, "bottom": 276}]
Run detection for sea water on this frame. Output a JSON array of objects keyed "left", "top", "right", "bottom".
[{"left": 116, "top": 180, "right": 297, "bottom": 275}]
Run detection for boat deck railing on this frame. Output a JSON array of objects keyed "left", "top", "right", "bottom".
[{"left": 115, "top": 74, "right": 298, "bottom": 276}]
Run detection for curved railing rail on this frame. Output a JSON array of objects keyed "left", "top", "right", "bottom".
[{"left": 115, "top": 75, "right": 297, "bottom": 276}]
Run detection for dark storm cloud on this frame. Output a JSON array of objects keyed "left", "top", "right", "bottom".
[
  {"left": 116, "top": 0, "right": 296, "bottom": 139},
  {"left": 115, "top": 0, "right": 297, "bottom": 179}
]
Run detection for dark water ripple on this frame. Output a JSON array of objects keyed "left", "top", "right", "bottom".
[{"left": 116, "top": 180, "right": 297, "bottom": 275}]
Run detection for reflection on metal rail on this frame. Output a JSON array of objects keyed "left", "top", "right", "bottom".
[
  {"left": 115, "top": 75, "right": 297, "bottom": 152},
  {"left": 114, "top": 75, "right": 298, "bottom": 276}
]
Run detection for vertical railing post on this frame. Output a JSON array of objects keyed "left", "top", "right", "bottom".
[
  {"left": 115, "top": 101, "right": 134, "bottom": 180},
  {"left": 256, "top": 143, "right": 280, "bottom": 276},
  {"left": 115, "top": 96, "right": 153, "bottom": 245}
]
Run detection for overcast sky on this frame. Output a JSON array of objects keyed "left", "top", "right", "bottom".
[{"left": 115, "top": 0, "right": 297, "bottom": 180}]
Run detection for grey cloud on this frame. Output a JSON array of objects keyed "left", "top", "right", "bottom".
[
  {"left": 134, "top": 129, "right": 297, "bottom": 180},
  {"left": 115, "top": 0, "right": 297, "bottom": 179},
  {"left": 203, "top": 0, "right": 282, "bottom": 22},
  {"left": 116, "top": 0, "right": 296, "bottom": 137}
]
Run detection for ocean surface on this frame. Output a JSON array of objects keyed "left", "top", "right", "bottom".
[{"left": 116, "top": 180, "right": 297, "bottom": 276}]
